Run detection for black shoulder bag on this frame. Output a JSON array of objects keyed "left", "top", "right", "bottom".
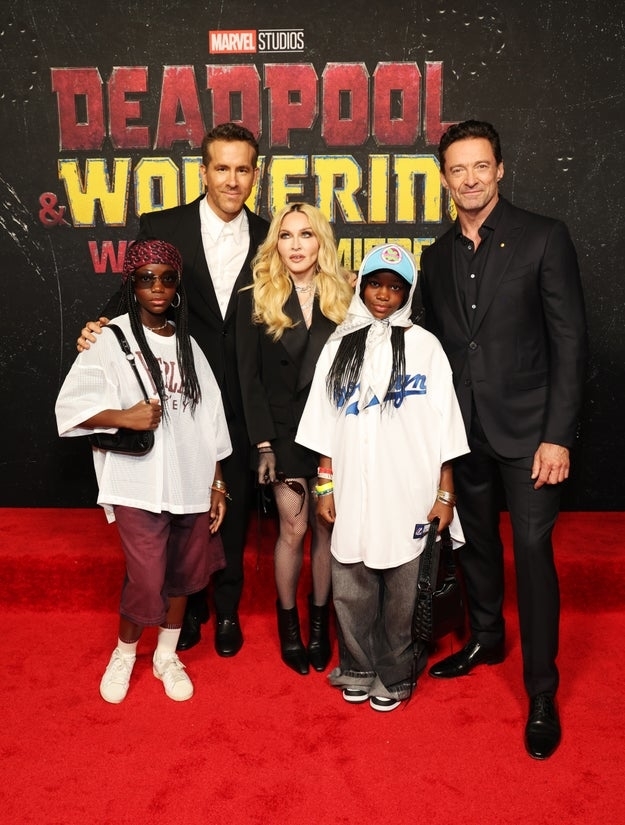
[
  {"left": 87, "top": 324, "right": 155, "bottom": 456},
  {"left": 412, "top": 517, "right": 466, "bottom": 643}
]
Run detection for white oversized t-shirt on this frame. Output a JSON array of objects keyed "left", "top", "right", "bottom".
[
  {"left": 55, "top": 315, "right": 232, "bottom": 523},
  {"left": 296, "top": 324, "right": 469, "bottom": 569}
]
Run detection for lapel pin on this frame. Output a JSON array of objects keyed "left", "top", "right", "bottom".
[{"left": 500, "top": 242, "right": 505, "bottom": 248}]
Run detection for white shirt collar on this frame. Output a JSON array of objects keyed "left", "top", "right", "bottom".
[{"left": 200, "top": 197, "right": 247, "bottom": 243}]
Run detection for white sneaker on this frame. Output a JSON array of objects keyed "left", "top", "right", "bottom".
[
  {"left": 100, "top": 648, "right": 136, "bottom": 704},
  {"left": 369, "top": 695, "right": 401, "bottom": 712},
  {"left": 153, "top": 652, "right": 194, "bottom": 701},
  {"left": 342, "top": 687, "right": 369, "bottom": 704}
]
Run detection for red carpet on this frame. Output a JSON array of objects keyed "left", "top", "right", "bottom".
[{"left": 2, "top": 509, "right": 625, "bottom": 824}]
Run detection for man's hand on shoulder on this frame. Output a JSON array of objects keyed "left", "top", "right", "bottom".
[
  {"left": 77, "top": 317, "right": 110, "bottom": 352},
  {"left": 531, "top": 442, "right": 570, "bottom": 489}
]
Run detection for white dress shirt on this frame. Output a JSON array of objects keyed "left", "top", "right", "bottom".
[{"left": 200, "top": 198, "right": 250, "bottom": 317}]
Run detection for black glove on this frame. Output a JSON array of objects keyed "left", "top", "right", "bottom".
[{"left": 257, "top": 446, "right": 276, "bottom": 484}]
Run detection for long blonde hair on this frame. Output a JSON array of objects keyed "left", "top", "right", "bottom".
[{"left": 250, "top": 203, "right": 353, "bottom": 341}]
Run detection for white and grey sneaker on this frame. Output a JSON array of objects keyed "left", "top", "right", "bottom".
[
  {"left": 153, "top": 652, "right": 194, "bottom": 701},
  {"left": 100, "top": 648, "right": 136, "bottom": 704}
]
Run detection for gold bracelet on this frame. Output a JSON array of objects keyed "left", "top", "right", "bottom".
[
  {"left": 211, "top": 481, "right": 232, "bottom": 501},
  {"left": 436, "top": 495, "right": 454, "bottom": 507}
]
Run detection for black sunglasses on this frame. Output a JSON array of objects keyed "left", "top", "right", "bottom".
[{"left": 272, "top": 472, "right": 306, "bottom": 515}]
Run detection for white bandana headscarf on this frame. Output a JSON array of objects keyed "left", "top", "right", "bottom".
[{"left": 329, "top": 244, "right": 418, "bottom": 410}]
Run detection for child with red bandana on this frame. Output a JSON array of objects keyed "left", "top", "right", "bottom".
[{"left": 56, "top": 239, "right": 232, "bottom": 704}]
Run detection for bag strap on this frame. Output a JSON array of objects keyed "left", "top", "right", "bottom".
[
  {"left": 417, "top": 517, "right": 440, "bottom": 595},
  {"left": 104, "top": 324, "right": 151, "bottom": 404}
]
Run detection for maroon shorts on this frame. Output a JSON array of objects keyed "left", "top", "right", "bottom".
[{"left": 113, "top": 506, "right": 225, "bottom": 626}]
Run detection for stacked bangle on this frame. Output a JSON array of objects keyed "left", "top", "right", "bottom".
[
  {"left": 211, "top": 479, "right": 232, "bottom": 501},
  {"left": 258, "top": 446, "right": 274, "bottom": 454},
  {"left": 315, "top": 481, "right": 334, "bottom": 497},
  {"left": 317, "top": 466, "right": 333, "bottom": 480},
  {"left": 436, "top": 488, "right": 457, "bottom": 507}
]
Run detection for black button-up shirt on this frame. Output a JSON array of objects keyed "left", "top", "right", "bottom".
[{"left": 453, "top": 198, "right": 504, "bottom": 329}]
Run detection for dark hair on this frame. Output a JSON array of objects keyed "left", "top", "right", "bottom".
[
  {"left": 438, "top": 120, "right": 502, "bottom": 171},
  {"left": 201, "top": 122, "right": 259, "bottom": 167},
  {"left": 326, "top": 326, "right": 407, "bottom": 411},
  {"left": 119, "top": 276, "right": 201, "bottom": 415}
]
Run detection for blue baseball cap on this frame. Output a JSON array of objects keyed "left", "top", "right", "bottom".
[{"left": 360, "top": 244, "right": 415, "bottom": 285}]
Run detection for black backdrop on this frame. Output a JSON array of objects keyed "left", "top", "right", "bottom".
[{"left": 1, "top": 0, "right": 623, "bottom": 509}]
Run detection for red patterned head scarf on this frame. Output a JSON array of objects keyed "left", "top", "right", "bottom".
[{"left": 122, "top": 239, "right": 183, "bottom": 283}]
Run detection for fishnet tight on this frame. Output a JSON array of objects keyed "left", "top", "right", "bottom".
[{"left": 273, "top": 478, "right": 332, "bottom": 609}]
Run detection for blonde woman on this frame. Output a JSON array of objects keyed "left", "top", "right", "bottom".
[{"left": 236, "top": 203, "right": 353, "bottom": 675}]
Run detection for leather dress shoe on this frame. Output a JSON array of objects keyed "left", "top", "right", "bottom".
[
  {"left": 176, "top": 600, "right": 209, "bottom": 651},
  {"left": 525, "top": 693, "right": 561, "bottom": 760},
  {"left": 215, "top": 614, "right": 243, "bottom": 657},
  {"left": 428, "top": 638, "right": 505, "bottom": 679}
]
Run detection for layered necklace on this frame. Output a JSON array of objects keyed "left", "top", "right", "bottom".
[{"left": 293, "top": 280, "right": 315, "bottom": 327}]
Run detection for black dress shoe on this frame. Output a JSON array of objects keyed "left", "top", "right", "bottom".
[
  {"left": 215, "top": 614, "right": 243, "bottom": 657},
  {"left": 525, "top": 693, "right": 561, "bottom": 760},
  {"left": 428, "top": 638, "right": 504, "bottom": 679},
  {"left": 176, "top": 599, "right": 210, "bottom": 651}
]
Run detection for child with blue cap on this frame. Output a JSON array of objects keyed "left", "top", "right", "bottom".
[{"left": 296, "top": 244, "right": 469, "bottom": 711}]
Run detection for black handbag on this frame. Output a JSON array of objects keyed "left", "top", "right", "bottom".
[
  {"left": 88, "top": 324, "right": 155, "bottom": 456},
  {"left": 413, "top": 518, "right": 465, "bottom": 643}
]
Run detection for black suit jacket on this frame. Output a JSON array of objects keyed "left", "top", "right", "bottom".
[
  {"left": 236, "top": 288, "right": 336, "bottom": 477},
  {"left": 104, "top": 197, "right": 269, "bottom": 423},
  {"left": 419, "top": 198, "right": 587, "bottom": 457}
]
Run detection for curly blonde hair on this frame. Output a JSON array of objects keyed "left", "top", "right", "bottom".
[{"left": 250, "top": 203, "right": 353, "bottom": 341}]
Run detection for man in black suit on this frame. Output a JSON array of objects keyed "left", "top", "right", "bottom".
[
  {"left": 419, "top": 120, "right": 587, "bottom": 759},
  {"left": 80, "top": 123, "right": 269, "bottom": 657}
]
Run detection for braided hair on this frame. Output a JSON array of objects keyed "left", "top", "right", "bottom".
[
  {"left": 326, "top": 325, "right": 406, "bottom": 410},
  {"left": 120, "top": 240, "right": 201, "bottom": 415}
]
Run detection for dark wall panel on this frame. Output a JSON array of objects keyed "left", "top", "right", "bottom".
[{"left": 0, "top": 0, "right": 622, "bottom": 508}]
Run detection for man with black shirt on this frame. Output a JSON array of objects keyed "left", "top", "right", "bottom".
[{"left": 419, "top": 120, "right": 587, "bottom": 759}]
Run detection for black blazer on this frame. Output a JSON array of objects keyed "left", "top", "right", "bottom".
[
  {"left": 104, "top": 197, "right": 270, "bottom": 423},
  {"left": 419, "top": 198, "right": 587, "bottom": 457},
  {"left": 236, "top": 287, "right": 336, "bottom": 477}
]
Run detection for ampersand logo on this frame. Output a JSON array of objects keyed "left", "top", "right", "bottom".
[{"left": 38, "top": 192, "right": 70, "bottom": 227}]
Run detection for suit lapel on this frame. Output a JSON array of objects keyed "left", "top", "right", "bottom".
[
  {"left": 279, "top": 291, "right": 310, "bottom": 367},
  {"left": 178, "top": 199, "right": 223, "bottom": 322},
  {"left": 297, "top": 303, "right": 335, "bottom": 391},
  {"left": 472, "top": 205, "right": 525, "bottom": 332},
  {"left": 223, "top": 206, "right": 267, "bottom": 322},
  {"left": 278, "top": 295, "right": 335, "bottom": 392}
]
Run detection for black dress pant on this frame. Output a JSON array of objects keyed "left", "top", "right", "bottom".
[
  {"left": 210, "top": 416, "right": 252, "bottom": 616},
  {"left": 453, "top": 411, "right": 561, "bottom": 697}
]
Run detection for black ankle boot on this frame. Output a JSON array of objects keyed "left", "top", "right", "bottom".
[
  {"left": 276, "top": 600, "right": 309, "bottom": 675},
  {"left": 307, "top": 595, "right": 332, "bottom": 672}
]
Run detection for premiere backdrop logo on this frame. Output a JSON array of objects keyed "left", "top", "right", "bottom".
[{"left": 209, "top": 28, "right": 304, "bottom": 54}]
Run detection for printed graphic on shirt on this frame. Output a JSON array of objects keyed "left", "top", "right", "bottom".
[
  {"left": 134, "top": 349, "right": 193, "bottom": 411},
  {"left": 335, "top": 372, "right": 428, "bottom": 415}
]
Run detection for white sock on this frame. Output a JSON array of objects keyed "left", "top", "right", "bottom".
[
  {"left": 155, "top": 626, "right": 181, "bottom": 660},
  {"left": 117, "top": 638, "right": 138, "bottom": 658}
]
